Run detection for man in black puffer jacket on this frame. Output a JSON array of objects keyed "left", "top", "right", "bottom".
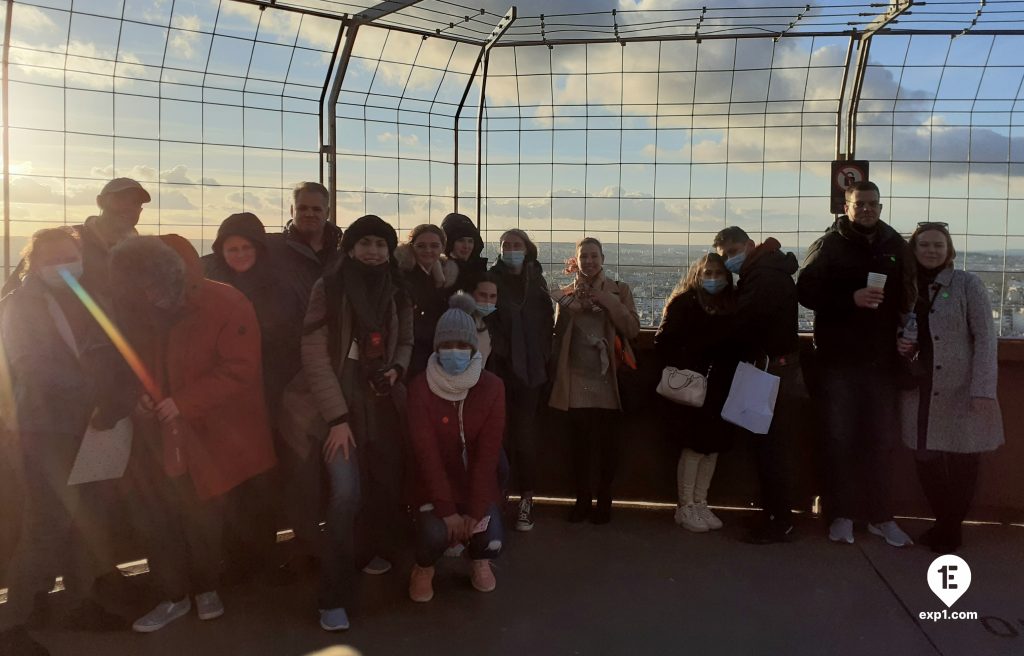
[
  {"left": 797, "top": 180, "right": 916, "bottom": 548},
  {"left": 715, "top": 227, "right": 803, "bottom": 544}
]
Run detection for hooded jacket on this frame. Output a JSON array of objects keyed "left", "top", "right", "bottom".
[
  {"left": 394, "top": 243, "right": 460, "bottom": 378},
  {"left": 488, "top": 258, "right": 554, "bottom": 389},
  {"left": 122, "top": 235, "right": 277, "bottom": 500},
  {"left": 201, "top": 214, "right": 304, "bottom": 416},
  {"left": 441, "top": 213, "right": 488, "bottom": 291},
  {"left": 734, "top": 238, "right": 800, "bottom": 360},
  {"left": 798, "top": 216, "right": 916, "bottom": 367}
]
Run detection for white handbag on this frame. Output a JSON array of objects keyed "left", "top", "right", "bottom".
[{"left": 656, "top": 366, "right": 709, "bottom": 407}]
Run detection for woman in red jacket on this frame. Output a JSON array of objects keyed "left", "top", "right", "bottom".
[
  {"left": 406, "top": 293, "right": 506, "bottom": 602},
  {"left": 109, "top": 235, "right": 276, "bottom": 633}
]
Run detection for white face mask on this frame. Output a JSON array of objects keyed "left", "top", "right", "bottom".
[
  {"left": 39, "top": 261, "right": 83, "bottom": 289},
  {"left": 501, "top": 250, "right": 526, "bottom": 268}
]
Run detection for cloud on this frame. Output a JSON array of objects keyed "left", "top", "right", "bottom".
[
  {"left": 160, "top": 189, "right": 198, "bottom": 210},
  {"left": 377, "top": 132, "right": 422, "bottom": 147},
  {"left": 226, "top": 191, "right": 266, "bottom": 211}
]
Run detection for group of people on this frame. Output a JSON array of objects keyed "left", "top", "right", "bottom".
[{"left": 0, "top": 177, "right": 1004, "bottom": 654}]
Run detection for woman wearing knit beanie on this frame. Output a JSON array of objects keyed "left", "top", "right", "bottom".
[
  {"left": 406, "top": 293, "right": 507, "bottom": 602},
  {"left": 549, "top": 238, "right": 640, "bottom": 525},
  {"left": 301, "top": 214, "right": 413, "bottom": 632}
]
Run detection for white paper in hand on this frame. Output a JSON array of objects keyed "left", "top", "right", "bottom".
[{"left": 67, "top": 418, "right": 133, "bottom": 485}]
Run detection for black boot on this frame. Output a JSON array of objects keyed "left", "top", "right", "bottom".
[
  {"left": 568, "top": 498, "right": 591, "bottom": 523},
  {"left": 590, "top": 496, "right": 612, "bottom": 525}
]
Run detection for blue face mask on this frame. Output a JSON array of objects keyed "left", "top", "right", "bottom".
[
  {"left": 438, "top": 348, "right": 473, "bottom": 375},
  {"left": 724, "top": 252, "right": 746, "bottom": 275},
  {"left": 702, "top": 279, "right": 727, "bottom": 295},
  {"left": 476, "top": 302, "right": 496, "bottom": 317},
  {"left": 501, "top": 250, "right": 525, "bottom": 268}
]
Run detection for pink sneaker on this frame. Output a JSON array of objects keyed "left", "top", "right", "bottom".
[
  {"left": 409, "top": 565, "right": 434, "bottom": 602},
  {"left": 470, "top": 560, "right": 496, "bottom": 593}
]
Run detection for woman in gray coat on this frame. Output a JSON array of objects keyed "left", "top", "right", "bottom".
[{"left": 897, "top": 222, "right": 1004, "bottom": 553}]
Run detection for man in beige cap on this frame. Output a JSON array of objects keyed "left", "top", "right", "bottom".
[{"left": 2, "top": 177, "right": 151, "bottom": 300}]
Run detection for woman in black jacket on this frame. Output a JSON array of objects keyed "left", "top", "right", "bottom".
[
  {"left": 441, "top": 212, "right": 488, "bottom": 292},
  {"left": 201, "top": 212, "right": 301, "bottom": 584},
  {"left": 654, "top": 253, "right": 739, "bottom": 534},
  {"left": 488, "top": 228, "right": 554, "bottom": 532}
]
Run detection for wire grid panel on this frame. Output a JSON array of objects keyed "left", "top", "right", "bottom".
[{"left": 1, "top": 0, "right": 339, "bottom": 260}]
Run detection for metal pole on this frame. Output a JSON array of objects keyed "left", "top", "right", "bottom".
[
  {"left": 453, "top": 52, "right": 485, "bottom": 208},
  {"left": 3, "top": 0, "right": 12, "bottom": 280},
  {"left": 319, "top": 22, "right": 347, "bottom": 186},
  {"left": 475, "top": 50, "right": 490, "bottom": 224},
  {"left": 327, "top": 22, "right": 360, "bottom": 225},
  {"left": 834, "top": 33, "right": 856, "bottom": 160}
]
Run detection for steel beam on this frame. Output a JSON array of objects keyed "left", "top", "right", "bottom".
[
  {"left": 845, "top": 0, "right": 914, "bottom": 157},
  {"left": 3, "top": 0, "right": 11, "bottom": 280},
  {"left": 448, "top": 7, "right": 515, "bottom": 222}
]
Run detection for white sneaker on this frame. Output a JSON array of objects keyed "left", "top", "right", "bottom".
[
  {"left": 675, "top": 504, "right": 709, "bottom": 533},
  {"left": 195, "top": 591, "right": 224, "bottom": 621},
  {"left": 695, "top": 502, "right": 723, "bottom": 530},
  {"left": 829, "top": 517, "right": 855, "bottom": 544},
  {"left": 132, "top": 598, "right": 191, "bottom": 633},
  {"left": 361, "top": 556, "right": 392, "bottom": 575},
  {"left": 868, "top": 521, "right": 914, "bottom": 548}
]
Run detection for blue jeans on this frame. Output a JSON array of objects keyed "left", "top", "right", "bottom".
[
  {"left": 415, "top": 503, "right": 504, "bottom": 567},
  {"left": 816, "top": 363, "right": 898, "bottom": 523}
]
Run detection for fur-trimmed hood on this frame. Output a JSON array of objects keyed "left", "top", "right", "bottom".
[{"left": 394, "top": 243, "right": 460, "bottom": 289}]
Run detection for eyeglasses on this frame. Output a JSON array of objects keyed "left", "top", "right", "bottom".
[{"left": 917, "top": 221, "right": 949, "bottom": 229}]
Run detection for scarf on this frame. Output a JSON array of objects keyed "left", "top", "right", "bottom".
[
  {"left": 425, "top": 351, "right": 483, "bottom": 401},
  {"left": 341, "top": 257, "right": 394, "bottom": 334}
]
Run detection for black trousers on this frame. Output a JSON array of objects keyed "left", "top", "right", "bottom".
[
  {"left": 566, "top": 408, "right": 621, "bottom": 504},
  {"left": 504, "top": 380, "right": 542, "bottom": 495},
  {"left": 752, "top": 356, "right": 802, "bottom": 523},
  {"left": 914, "top": 450, "right": 980, "bottom": 543}
]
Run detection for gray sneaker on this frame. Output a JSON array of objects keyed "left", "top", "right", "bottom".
[
  {"left": 829, "top": 517, "right": 855, "bottom": 544},
  {"left": 868, "top": 521, "right": 914, "bottom": 548},
  {"left": 195, "top": 591, "right": 224, "bottom": 621},
  {"left": 132, "top": 598, "right": 191, "bottom": 633},
  {"left": 515, "top": 498, "right": 534, "bottom": 532}
]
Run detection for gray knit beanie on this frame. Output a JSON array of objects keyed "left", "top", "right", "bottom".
[{"left": 433, "top": 292, "right": 478, "bottom": 350}]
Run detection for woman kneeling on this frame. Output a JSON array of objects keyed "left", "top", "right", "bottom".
[{"left": 407, "top": 294, "right": 506, "bottom": 601}]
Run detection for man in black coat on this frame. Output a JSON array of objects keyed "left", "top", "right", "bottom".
[
  {"left": 797, "top": 180, "right": 916, "bottom": 548},
  {"left": 714, "top": 226, "right": 803, "bottom": 544},
  {"left": 266, "top": 182, "right": 344, "bottom": 570}
]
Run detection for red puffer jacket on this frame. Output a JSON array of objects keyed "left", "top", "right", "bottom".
[{"left": 406, "top": 370, "right": 505, "bottom": 522}]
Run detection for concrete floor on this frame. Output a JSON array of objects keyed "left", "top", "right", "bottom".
[{"left": 23, "top": 503, "right": 1024, "bottom": 656}]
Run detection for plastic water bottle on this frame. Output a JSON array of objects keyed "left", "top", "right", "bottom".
[{"left": 903, "top": 312, "right": 918, "bottom": 343}]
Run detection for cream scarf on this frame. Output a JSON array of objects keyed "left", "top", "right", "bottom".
[{"left": 425, "top": 351, "right": 484, "bottom": 401}]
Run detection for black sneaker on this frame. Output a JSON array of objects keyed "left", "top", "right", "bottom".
[
  {"left": 60, "top": 599, "right": 129, "bottom": 632},
  {"left": 590, "top": 498, "right": 612, "bottom": 525},
  {"left": 0, "top": 625, "right": 49, "bottom": 656},
  {"left": 515, "top": 498, "right": 534, "bottom": 532},
  {"left": 743, "top": 520, "right": 795, "bottom": 545}
]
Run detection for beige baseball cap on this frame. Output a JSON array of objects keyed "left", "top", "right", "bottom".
[{"left": 99, "top": 177, "right": 151, "bottom": 202}]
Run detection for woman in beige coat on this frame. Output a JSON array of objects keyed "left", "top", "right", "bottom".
[
  {"left": 897, "top": 222, "right": 1004, "bottom": 554},
  {"left": 549, "top": 238, "right": 640, "bottom": 524}
]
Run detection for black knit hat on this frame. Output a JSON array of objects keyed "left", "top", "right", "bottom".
[
  {"left": 441, "top": 212, "right": 483, "bottom": 258},
  {"left": 341, "top": 214, "right": 398, "bottom": 255},
  {"left": 212, "top": 212, "right": 267, "bottom": 254}
]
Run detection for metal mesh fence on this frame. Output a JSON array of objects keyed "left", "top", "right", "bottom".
[{"left": 4, "top": 1, "right": 1024, "bottom": 333}]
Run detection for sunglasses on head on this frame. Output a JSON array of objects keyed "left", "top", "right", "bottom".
[{"left": 917, "top": 221, "right": 949, "bottom": 229}]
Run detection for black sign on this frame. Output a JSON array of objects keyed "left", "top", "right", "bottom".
[{"left": 831, "top": 160, "right": 869, "bottom": 214}]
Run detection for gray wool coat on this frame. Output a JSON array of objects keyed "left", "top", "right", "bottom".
[{"left": 900, "top": 267, "right": 1005, "bottom": 453}]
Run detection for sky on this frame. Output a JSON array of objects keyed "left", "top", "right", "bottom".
[{"left": 3, "top": 0, "right": 1024, "bottom": 269}]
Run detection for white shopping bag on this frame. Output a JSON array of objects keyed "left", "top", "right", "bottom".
[
  {"left": 720, "top": 361, "right": 780, "bottom": 435},
  {"left": 67, "top": 417, "right": 133, "bottom": 485}
]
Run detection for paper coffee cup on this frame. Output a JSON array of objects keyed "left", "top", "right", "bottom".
[{"left": 866, "top": 272, "right": 887, "bottom": 289}]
